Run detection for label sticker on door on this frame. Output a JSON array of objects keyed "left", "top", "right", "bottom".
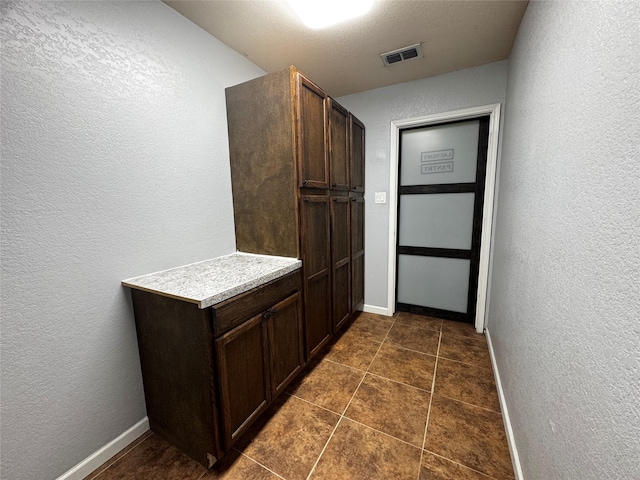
[{"left": 421, "top": 149, "right": 454, "bottom": 174}]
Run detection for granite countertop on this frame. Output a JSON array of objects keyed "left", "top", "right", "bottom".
[{"left": 122, "top": 252, "right": 301, "bottom": 309}]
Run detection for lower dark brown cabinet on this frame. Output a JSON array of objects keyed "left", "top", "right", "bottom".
[
  {"left": 216, "top": 291, "right": 303, "bottom": 449},
  {"left": 130, "top": 271, "right": 303, "bottom": 468}
]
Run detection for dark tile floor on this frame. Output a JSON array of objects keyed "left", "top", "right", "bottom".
[{"left": 86, "top": 312, "right": 514, "bottom": 480}]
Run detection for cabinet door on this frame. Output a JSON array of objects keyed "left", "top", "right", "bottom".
[
  {"left": 267, "top": 292, "right": 304, "bottom": 397},
  {"left": 351, "top": 196, "right": 365, "bottom": 310},
  {"left": 350, "top": 115, "right": 365, "bottom": 193},
  {"left": 300, "top": 194, "right": 331, "bottom": 359},
  {"left": 329, "top": 100, "right": 350, "bottom": 191},
  {"left": 215, "top": 314, "right": 270, "bottom": 449},
  {"left": 297, "top": 75, "right": 329, "bottom": 189},
  {"left": 331, "top": 196, "right": 351, "bottom": 332}
]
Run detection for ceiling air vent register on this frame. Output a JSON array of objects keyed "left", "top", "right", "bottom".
[{"left": 381, "top": 44, "right": 423, "bottom": 66}]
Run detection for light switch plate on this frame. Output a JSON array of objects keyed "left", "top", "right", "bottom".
[{"left": 374, "top": 192, "right": 387, "bottom": 204}]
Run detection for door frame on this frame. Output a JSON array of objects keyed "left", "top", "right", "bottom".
[{"left": 387, "top": 104, "right": 501, "bottom": 333}]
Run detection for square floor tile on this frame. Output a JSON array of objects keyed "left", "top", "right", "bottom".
[
  {"left": 368, "top": 343, "right": 436, "bottom": 391},
  {"left": 441, "top": 319, "right": 481, "bottom": 338},
  {"left": 425, "top": 396, "right": 513, "bottom": 479},
  {"left": 90, "top": 433, "right": 206, "bottom": 480},
  {"left": 236, "top": 395, "right": 339, "bottom": 480},
  {"left": 385, "top": 323, "right": 440, "bottom": 355},
  {"left": 286, "top": 359, "right": 365, "bottom": 414},
  {"left": 309, "top": 418, "right": 422, "bottom": 480},
  {"left": 395, "top": 312, "right": 442, "bottom": 332},
  {"left": 419, "top": 451, "right": 492, "bottom": 480},
  {"left": 347, "top": 312, "right": 394, "bottom": 342},
  {"left": 345, "top": 374, "right": 430, "bottom": 446},
  {"left": 323, "top": 328, "right": 381, "bottom": 370},
  {"left": 203, "top": 450, "right": 281, "bottom": 479},
  {"left": 434, "top": 358, "right": 500, "bottom": 412},
  {"left": 438, "top": 333, "right": 491, "bottom": 369}
]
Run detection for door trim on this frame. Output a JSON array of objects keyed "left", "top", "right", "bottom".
[{"left": 387, "top": 104, "right": 501, "bottom": 333}]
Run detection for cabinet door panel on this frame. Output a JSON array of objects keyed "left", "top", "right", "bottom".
[
  {"left": 332, "top": 197, "right": 350, "bottom": 262},
  {"left": 333, "top": 263, "right": 351, "bottom": 331},
  {"left": 267, "top": 292, "right": 304, "bottom": 396},
  {"left": 305, "top": 273, "right": 331, "bottom": 359},
  {"left": 301, "top": 196, "right": 330, "bottom": 276},
  {"left": 215, "top": 314, "right": 270, "bottom": 449},
  {"left": 331, "top": 197, "right": 351, "bottom": 331},
  {"left": 351, "top": 196, "right": 364, "bottom": 256},
  {"left": 350, "top": 115, "right": 365, "bottom": 192},
  {"left": 300, "top": 195, "right": 331, "bottom": 359},
  {"left": 297, "top": 75, "right": 328, "bottom": 189},
  {"left": 351, "top": 253, "right": 364, "bottom": 311},
  {"left": 329, "top": 100, "right": 349, "bottom": 191},
  {"left": 351, "top": 197, "right": 365, "bottom": 310}
]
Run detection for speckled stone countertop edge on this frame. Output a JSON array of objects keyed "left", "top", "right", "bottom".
[
  {"left": 198, "top": 261, "right": 301, "bottom": 308},
  {"left": 122, "top": 252, "right": 301, "bottom": 309}
]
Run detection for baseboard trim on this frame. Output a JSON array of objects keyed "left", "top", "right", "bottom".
[
  {"left": 485, "top": 329, "right": 524, "bottom": 480},
  {"left": 55, "top": 417, "right": 150, "bottom": 480},
  {"left": 362, "top": 304, "right": 392, "bottom": 316}
]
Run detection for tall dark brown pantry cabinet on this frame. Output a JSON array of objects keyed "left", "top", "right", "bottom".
[{"left": 226, "top": 66, "right": 365, "bottom": 360}]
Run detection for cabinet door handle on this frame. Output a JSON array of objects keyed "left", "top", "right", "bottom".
[
  {"left": 302, "top": 179, "right": 309, "bottom": 186},
  {"left": 332, "top": 182, "right": 337, "bottom": 188},
  {"left": 263, "top": 308, "right": 277, "bottom": 321},
  {"left": 304, "top": 197, "right": 310, "bottom": 203}
]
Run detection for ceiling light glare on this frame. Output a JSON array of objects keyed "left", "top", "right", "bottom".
[{"left": 285, "top": 0, "right": 374, "bottom": 29}]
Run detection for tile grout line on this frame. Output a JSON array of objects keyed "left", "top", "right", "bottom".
[
  {"left": 234, "top": 450, "right": 288, "bottom": 479},
  {"left": 437, "top": 393, "right": 503, "bottom": 414},
  {"left": 339, "top": 415, "right": 425, "bottom": 450},
  {"left": 322, "top": 356, "right": 369, "bottom": 373},
  {"left": 423, "top": 323, "right": 512, "bottom": 479},
  {"left": 438, "top": 354, "right": 493, "bottom": 370},
  {"left": 416, "top": 323, "right": 443, "bottom": 480},
  {"left": 364, "top": 370, "right": 432, "bottom": 393},
  {"left": 422, "top": 449, "right": 501, "bottom": 480},
  {"left": 377, "top": 342, "right": 439, "bottom": 358},
  {"left": 304, "top": 314, "right": 399, "bottom": 480},
  {"left": 284, "top": 391, "right": 344, "bottom": 416}
]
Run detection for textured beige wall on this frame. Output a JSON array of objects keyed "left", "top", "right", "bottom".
[
  {"left": 0, "top": 2, "right": 264, "bottom": 478},
  {"left": 488, "top": 1, "right": 640, "bottom": 478}
]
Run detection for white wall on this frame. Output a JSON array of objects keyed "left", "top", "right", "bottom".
[
  {"left": 0, "top": 2, "right": 264, "bottom": 478},
  {"left": 337, "top": 61, "right": 508, "bottom": 312},
  {"left": 488, "top": 1, "right": 640, "bottom": 479}
]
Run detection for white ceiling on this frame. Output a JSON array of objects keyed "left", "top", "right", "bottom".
[{"left": 164, "top": 0, "right": 528, "bottom": 98}]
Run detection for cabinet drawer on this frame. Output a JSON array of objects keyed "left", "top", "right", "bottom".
[{"left": 212, "top": 271, "right": 300, "bottom": 337}]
